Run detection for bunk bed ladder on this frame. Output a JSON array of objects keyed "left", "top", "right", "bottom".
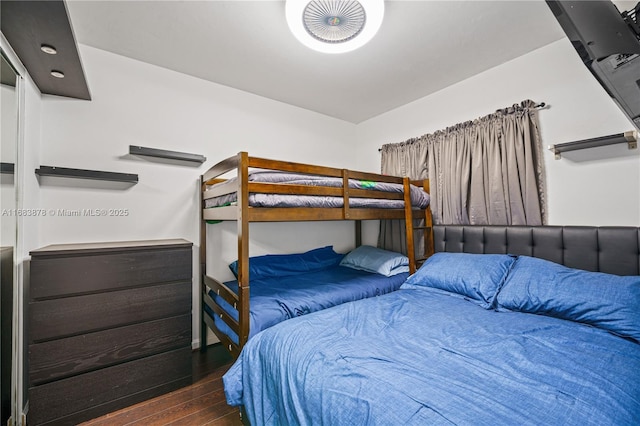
[
  {"left": 407, "top": 179, "right": 434, "bottom": 272},
  {"left": 413, "top": 216, "right": 434, "bottom": 269},
  {"left": 237, "top": 152, "right": 251, "bottom": 352}
]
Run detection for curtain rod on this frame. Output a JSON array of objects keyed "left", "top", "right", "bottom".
[{"left": 378, "top": 102, "right": 547, "bottom": 152}]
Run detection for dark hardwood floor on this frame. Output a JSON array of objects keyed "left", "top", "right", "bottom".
[{"left": 80, "top": 345, "right": 242, "bottom": 426}]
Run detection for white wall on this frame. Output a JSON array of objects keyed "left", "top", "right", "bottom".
[
  {"left": 37, "top": 45, "right": 359, "bottom": 346},
  {"left": 39, "top": 44, "right": 358, "bottom": 246},
  {"left": 13, "top": 74, "right": 43, "bottom": 419},
  {"left": 1, "top": 84, "right": 18, "bottom": 247},
  {"left": 355, "top": 39, "right": 640, "bottom": 227},
  {"left": 18, "top": 77, "right": 42, "bottom": 259}
]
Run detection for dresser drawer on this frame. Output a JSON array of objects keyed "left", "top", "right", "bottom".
[
  {"left": 29, "top": 314, "right": 192, "bottom": 385},
  {"left": 30, "top": 281, "right": 191, "bottom": 342},
  {"left": 28, "top": 346, "right": 192, "bottom": 426},
  {"left": 31, "top": 246, "right": 192, "bottom": 300}
]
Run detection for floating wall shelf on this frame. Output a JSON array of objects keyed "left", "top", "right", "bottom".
[
  {"left": 548, "top": 130, "right": 638, "bottom": 159},
  {"left": 129, "top": 145, "right": 206, "bottom": 164},
  {"left": 35, "top": 166, "right": 138, "bottom": 183},
  {"left": 1, "top": 163, "right": 15, "bottom": 174}
]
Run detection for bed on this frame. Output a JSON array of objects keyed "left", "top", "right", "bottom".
[
  {"left": 223, "top": 225, "right": 640, "bottom": 425},
  {"left": 200, "top": 152, "right": 433, "bottom": 357},
  {"left": 205, "top": 245, "right": 411, "bottom": 346}
]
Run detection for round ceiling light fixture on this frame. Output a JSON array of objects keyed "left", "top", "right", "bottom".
[
  {"left": 41, "top": 44, "right": 58, "bottom": 55},
  {"left": 286, "top": 0, "right": 384, "bottom": 54}
]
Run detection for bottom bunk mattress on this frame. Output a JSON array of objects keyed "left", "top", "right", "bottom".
[
  {"left": 223, "top": 278, "right": 640, "bottom": 425},
  {"left": 207, "top": 265, "right": 408, "bottom": 345}
]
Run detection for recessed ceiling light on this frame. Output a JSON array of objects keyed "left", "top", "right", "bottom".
[
  {"left": 41, "top": 44, "right": 57, "bottom": 55},
  {"left": 286, "top": 0, "right": 384, "bottom": 54},
  {"left": 51, "top": 70, "right": 65, "bottom": 79}
]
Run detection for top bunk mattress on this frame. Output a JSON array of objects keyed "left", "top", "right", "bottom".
[{"left": 205, "top": 170, "right": 430, "bottom": 209}]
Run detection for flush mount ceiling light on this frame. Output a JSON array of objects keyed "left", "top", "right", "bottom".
[
  {"left": 286, "top": 0, "right": 384, "bottom": 54},
  {"left": 40, "top": 44, "right": 57, "bottom": 55}
]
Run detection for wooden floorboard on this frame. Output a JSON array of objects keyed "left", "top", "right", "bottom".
[
  {"left": 80, "top": 345, "right": 242, "bottom": 426},
  {"left": 202, "top": 412, "right": 244, "bottom": 426}
]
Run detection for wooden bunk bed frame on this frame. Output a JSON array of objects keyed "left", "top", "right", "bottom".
[{"left": 200, "top": 152, "right": 434, "bottom": 357}]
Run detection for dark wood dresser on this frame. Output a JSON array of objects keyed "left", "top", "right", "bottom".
[{"left": 28, "top": 239, "right": 193, "bottom": 426}]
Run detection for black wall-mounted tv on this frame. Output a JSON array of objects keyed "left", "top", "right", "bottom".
[{"left": 546, "top": 1, "right": 640, "bottom": 129}]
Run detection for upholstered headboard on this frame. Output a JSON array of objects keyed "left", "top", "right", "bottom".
[{"left": 433, "top": 226, "right": 640, "bottom": 276}]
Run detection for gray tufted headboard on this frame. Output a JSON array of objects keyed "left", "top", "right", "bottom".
[{"left": 433, "top": 225, "right": 640, "bottom": 276}]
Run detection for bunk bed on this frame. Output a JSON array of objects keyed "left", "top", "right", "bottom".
[
  {"left": 224, "top": 225, "right": 640, "bottom": 425},
  {"left": 200, "top": 152, "right": 433, "bottom": 357}
]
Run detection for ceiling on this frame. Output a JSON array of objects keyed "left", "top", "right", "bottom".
[{"left": 63, "top": 1, "right": 633, "bottom": 123}]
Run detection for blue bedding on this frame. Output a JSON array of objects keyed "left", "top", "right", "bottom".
[
  {"left": 224, "top": 285, "right": 640, "bottom": 425},
  {"left": 208, "top": 265, "right": 408, "bottom": 345}
]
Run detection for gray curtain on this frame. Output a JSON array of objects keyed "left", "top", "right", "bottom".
[
  {"left": 379, "top": 100, "right": 546, "bottom": 253},
  {"left": 378, "top": 140, "right": 429, "bottom": 256}
]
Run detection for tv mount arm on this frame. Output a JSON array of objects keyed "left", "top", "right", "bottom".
[{"left": 621, "top": 2, "right": 640, "bottom": 37}]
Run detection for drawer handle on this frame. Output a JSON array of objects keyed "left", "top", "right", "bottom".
[
  {"left": 228, "top": 344, "right": 232, "bottom": 351},
  {"left": 217, "top": 289, "right": 220, "bottom": 295},
  {"left": 233, "top": 302, "right": 237, "bottom": 309},
  {"left": 219, "top": 314, "right": 223, "bottom": 319}
]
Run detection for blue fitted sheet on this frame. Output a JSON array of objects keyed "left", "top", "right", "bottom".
[
  {"left": 224, "top": 286, "right": 640, "bottom": 425},
  {"left": 207, "top": 265, "right": 407, "bottom": 345}
]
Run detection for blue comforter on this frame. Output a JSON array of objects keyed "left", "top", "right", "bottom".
[
  {"left": 210, "top": 266, "right": 408, "bottom": 345},
  {"left": 224, "top": 286, "right": 640, "bottom": 425}
]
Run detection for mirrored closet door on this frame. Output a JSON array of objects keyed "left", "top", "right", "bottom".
[{"left": 1, "top": 50, "right": 20, "bottom": 426}]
